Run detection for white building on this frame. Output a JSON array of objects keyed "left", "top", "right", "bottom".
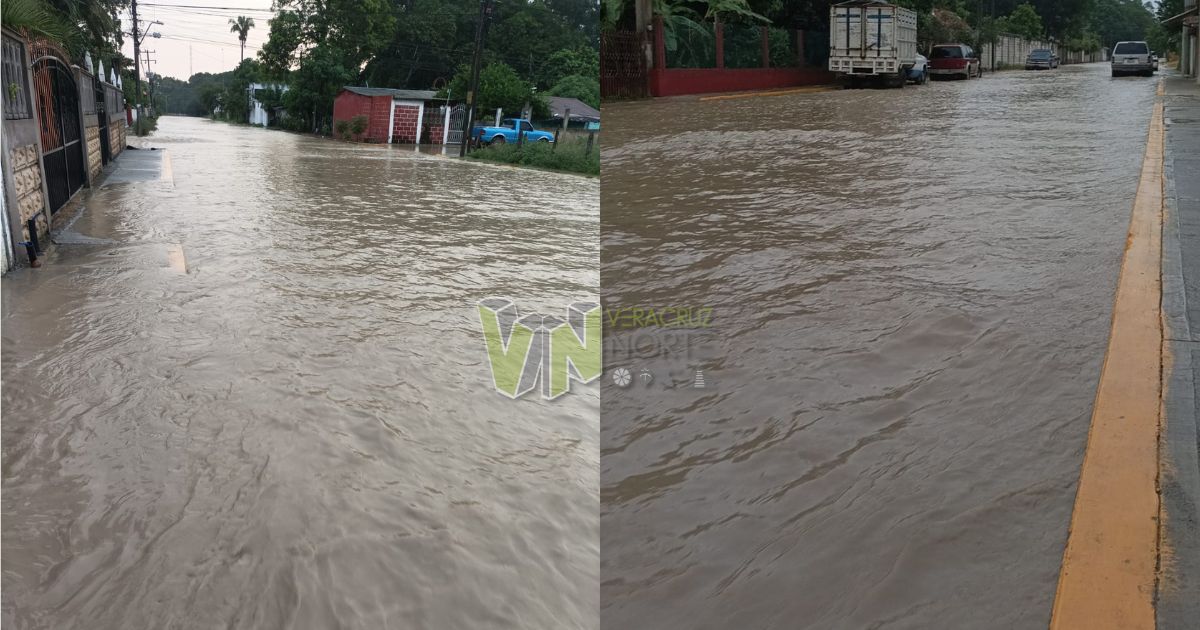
[{"left": 249, "top": 83, "right": 288, "bottom": 126}]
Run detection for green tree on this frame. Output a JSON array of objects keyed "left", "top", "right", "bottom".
[
  {"left": 258, "top": 11, "right": 303, "bottom": 77},
  {"left": 280, "top": 43, "right": 354, "bottom": 132},
  {"left": 538, "top": 46, "right": 599, "bottom": 90},
  {"left": 449, "top": 61, "right": 539, "bottom": 117},
  {"left": 1006, "top": 3, "right": 1044, "bottom": 40},
  {"left": 221, "top": 58, "right": 261, "bottom": 122},
  {"left": 229, "top": 16, "right": 256, "bottom": 63},
  {"left": 549, "top": 74, "right": 599, "bottom": 109}
]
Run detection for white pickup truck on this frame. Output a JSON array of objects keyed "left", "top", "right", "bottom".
[{"left": 828, "top": 0, "right": 918, "bottom": 88}]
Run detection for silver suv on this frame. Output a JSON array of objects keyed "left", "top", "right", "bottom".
[{"left": 1111, "top": 41, "right": 1153, "bottom": 77}]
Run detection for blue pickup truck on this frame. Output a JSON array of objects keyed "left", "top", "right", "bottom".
[{"left": 472, "top": 118, "right": 555, "bottom": 145}]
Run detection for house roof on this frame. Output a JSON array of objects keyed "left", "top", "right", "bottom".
[
  {"left": 547, "top": 97, "right": 599, "bottom": 122},
  {"left": 341, "top": 86, "right": 439, "bottom": 100}
]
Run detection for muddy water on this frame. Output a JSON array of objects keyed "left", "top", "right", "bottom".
[
  {"left": 1, "top": 117, "right": 598, "bottom": 628},
  {"left": 600, "top": 63, "right": 1159, "bottom": 629}
]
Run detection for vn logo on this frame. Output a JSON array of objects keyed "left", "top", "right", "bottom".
[{"left": 477, "top": 298, "right": 602, "bottom": 400}]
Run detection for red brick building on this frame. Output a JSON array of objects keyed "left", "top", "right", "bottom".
[{"left": 331, "top": 87, "right": 446, "bottom": 144}]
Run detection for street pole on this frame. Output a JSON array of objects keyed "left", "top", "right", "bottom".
[
  {"left": 131, "top": 0, "right": 141, "bottom": 127},
  {"left": 991, "top": 0, "right": 996, "bottom": 71},
  {"left": 143, "top": 50, "right": 155, "bottom": 116},
  {"left": 459, "top": 0, "right": 494, "bottom": 157}
]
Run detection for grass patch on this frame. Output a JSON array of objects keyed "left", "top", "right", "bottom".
[
  {"left": 466, "top": 136, "right": 599, "bottom": 175},
  {"left": 133, "top": 115, "right": 158, "bottom": 136}
]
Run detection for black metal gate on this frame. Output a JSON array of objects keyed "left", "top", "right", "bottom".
[
  {"left": 601, "top": 30, "right": 649, "bottom": 100},
  {"left": 32, "top": 49, "right": 84, "bottom": 213},
  {"left": 96, "top": 78, "right": 111, "bottom": 164}
]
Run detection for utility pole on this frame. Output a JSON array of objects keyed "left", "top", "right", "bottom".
[
  {"left": 131, "top": 0, "right": 141, "bottom": 122},
  {"left": 143, "top": 50, "right": 156, "bottom": 115},
  {"left": 459, "top": 0, "right": 494, "bottom": 157},
  {"left": 990, "top": 0, "right": 996, "bottom": 72}
]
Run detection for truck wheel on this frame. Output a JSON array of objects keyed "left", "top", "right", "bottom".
[
  {"left": 538, "top": 137, "right": 550, "bottom": 143},
  {"left": 491, "top": 136, "right": 506, "bottom": 145}
]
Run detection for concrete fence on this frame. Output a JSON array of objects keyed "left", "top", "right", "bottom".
[{"left": 978, "top": 34, "right": 1105, "bottom": 71}]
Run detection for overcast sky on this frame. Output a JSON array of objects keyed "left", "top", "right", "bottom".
[{"left": 120, "top": 0, "right": 276, "bottom": 80}]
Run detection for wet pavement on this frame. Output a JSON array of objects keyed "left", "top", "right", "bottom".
[
  {"left": 1, "top": 117, "right": 599, "bottom": 629},
  {"left": 600, "top": 62, "right": 1160, "bottom": 629},
  {"left": 1160, "top": 70, "right": 1200, "bottom": 629}
]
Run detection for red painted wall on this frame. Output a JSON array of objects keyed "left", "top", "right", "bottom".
[
  {"left": 649, "top": 67, "right": 836, "bottom": 97},
  {"left": 368, "top": 95, "right": 391, "bottom": 142},
  {"left": 391, "top": 104, "right": 420, "bottom": 143},
  {"left": 333, "top": 92, "right": 393, "bottom": 142}
]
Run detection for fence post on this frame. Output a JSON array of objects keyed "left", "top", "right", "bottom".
[
  {"left": 715, "top": 18, "right": 724, "bottom": 69},
  {"left": 585, "top": 131, "right": 595, "bottom": 156},
  {"left": 555, "top": 107, "right": 569, "bottom": 152},
  {"left": 653, "top": 15, "right": 666, "bottom": 69},
  {"left": 761, "top": 26, "right": 770, "bottom": 68}
]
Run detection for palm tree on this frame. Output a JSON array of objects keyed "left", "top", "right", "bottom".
[
  {"left": 229, "top": 16, "right": 255, "bottom": 62},
  {"left": 1, "top": 0, "right": 76, "bottom": 46}
]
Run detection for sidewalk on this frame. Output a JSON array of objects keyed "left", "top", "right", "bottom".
[{"left": 1159, "top": 71, "right": 1200, "bottom": 629}]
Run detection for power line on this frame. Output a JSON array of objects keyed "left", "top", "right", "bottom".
[{"left": 139, "top": 3, "right": 276, "bottom": 11}]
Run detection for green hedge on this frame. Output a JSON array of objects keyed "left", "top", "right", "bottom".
[{"left": 466, "top": 136, "right": 599, "bottom": 176}]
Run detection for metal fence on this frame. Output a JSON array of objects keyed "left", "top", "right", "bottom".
[{"left": 600, "top": 30, "right": 649, "bottom": 99}]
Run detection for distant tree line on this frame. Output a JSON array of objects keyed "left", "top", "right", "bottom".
[{"left": 154, "top": 0, "right": 599, "bottom": 133}]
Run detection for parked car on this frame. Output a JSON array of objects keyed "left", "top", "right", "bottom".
[
  {"left": 1111, "top": 41, "right": 1154, "bottom": 77},
  {"left": 472, "top": 119, "right": 555, "bottom": 145},
  {"left": 907, "top": 53, "right": 929, "bottom": 84},
  {"left": 1151, "top": 52, "right": 1159, "bottom": 71},
  {"left": 1025, "top": 49, "right": 1055, "bottom": 70},
  {"left": 928, "top": 44, "right": 982, "bottom": 80}
]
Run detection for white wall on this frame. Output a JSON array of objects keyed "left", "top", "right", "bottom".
[
  {"left": 249, "top": 83, "right": 288, "bottom": 126},
  {"left": 978, "top": 34, "right": 1102, "bottom": 71}
]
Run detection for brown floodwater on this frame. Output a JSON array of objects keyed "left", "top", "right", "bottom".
[
  {"left": 1, "top": 117, "right": 599, "bottom": 628},
  {"left": 600, "top": 63, "right": 1160, "bottom": 628}
]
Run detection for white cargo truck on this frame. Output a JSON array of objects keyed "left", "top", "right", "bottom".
[{"left": 828, "top": 0, "right": 918, "bottom": 88}]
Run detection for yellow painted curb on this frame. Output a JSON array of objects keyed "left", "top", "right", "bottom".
[
  {"left": 1049, "top": 84, "right": 1164, "bottom": 630},
  {"left": 167, "top": 244, "right": 187, "bottom": 274},
  {"left": 698, "top": 85, "right": 839, "bottom": 101},
  {"left": 160, "top": 149, "right": 173, "bottom": 184}
]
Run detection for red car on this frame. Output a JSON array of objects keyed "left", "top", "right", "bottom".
[{"left": 928, "top": 44, "right": 983, "bottom": 80}]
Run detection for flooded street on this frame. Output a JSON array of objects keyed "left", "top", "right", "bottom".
[
  {"left": 600, "top": 62, "right": 1159, "bottom": 629},
  {"left": 2, "top": 117, "right": 598, "bottom": 628}
]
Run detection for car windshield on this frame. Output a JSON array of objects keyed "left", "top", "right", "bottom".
[
  {"left": 931, "top": 46, "right": 963, "bottom": 59},
  {"left": 1029, "top": 51, "right": 1051, "bottom": 59},
  {"left": 1114, "top": 42, "right": 1148, "bottom": 55}
]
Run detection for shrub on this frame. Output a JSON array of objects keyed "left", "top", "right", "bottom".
[
  {"left": 349, "top": 114, "right": 368, "bottom": 139},
  {"left": 465, "top": 135, "right": 599, "bottom": 176},
  {"left": 133, "top": 115, "right": 158, "bottom": 136},
  {"left": 335, "top": 119, "right": 350, "bottom": 140}
]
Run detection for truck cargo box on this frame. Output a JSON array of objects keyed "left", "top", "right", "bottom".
[{"left": 829, "top": 0, "right": 917, "bottom": 79}]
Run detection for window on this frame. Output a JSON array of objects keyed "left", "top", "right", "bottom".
[
  {"left": 931, "top": 46, "right": 963, "bottom": 59},
  {"left": 520, "top": 121, "right": 532, "bottom": 131},
  {"left": 2, "top": 35, "right": 32, "bottom": 120},
  {"left": 1114, "top": 42, "right": 1148, "bottom": 55}
]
